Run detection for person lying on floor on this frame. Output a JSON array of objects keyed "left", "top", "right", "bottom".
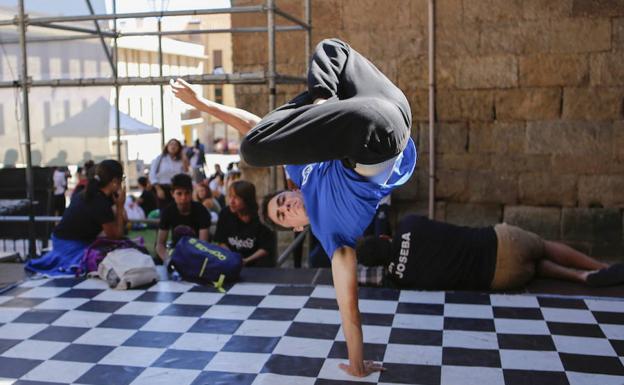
[
  {"left": 25, "top": 160, "right": 127, "bottom": 276},
  {"left": 356, "top": 214, "right": 624, "bottom": 290}
]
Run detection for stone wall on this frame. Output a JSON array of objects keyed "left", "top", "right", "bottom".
[{"left": 231, "top": 0, "right": 624, "bottom": 259}]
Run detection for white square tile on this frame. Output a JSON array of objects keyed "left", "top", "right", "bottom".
[
  {"left": 441, "top": 365, "right": 504, "bottom": 385},
  {"left": 272, "top": 336, "right": 333, "bottom": 358},
  {"left": 258, "top": 295, "right": 308, "bottom": 309},
  {"left": 600, "top": 324, "right": 624, "bottom": 340},
  {"left": 114, "top": 301, "right": 170, "bottom": 316},
  {"left": 0, "top": 296, "right": 11, "bottom": 305},
  {"left": 399, "top": 290, "right": 445, "bottom": 304},
  {"left": 443, "top": 330, "right": 499, "bottom": 349},
  {"left": 0, "top": 323, "right": 47, "bottom": 339},
  {"left": 73, "top": 279, "right": 109, "bottom": 289},
  {"left": 553, "top": 335, "right": 617, "bottom": 356},
  {"left": 227, "top": 283, "right": 275, "bottom": 296},
  {"left": 294, "top": 308, "right": 341, "bottom": 325},
  {"left": 173, "top": 292, "right": 223, "bottom": 306},
  {"left": 129, "top": 367, "right": 200, "bottom": 385},
  {"left": 52, "top": 310, "right": 111, "bottom": 328},
  {"left": 140, "top": 316, "right": 197, "bottom": 333},
  {"left": 359, "top": 299, "right": 397, "bottom": 314},
  {"left": 34, "top": 297, "right": 89, "bottom": 310},
  {"left": 204, "top": 352, "right": 269, "bottom": 373},
  {"left": 310, "top": 286, "right": 336, "bottom": 299},
  {"left": 17, "top": 287, "right": 70, "bottom": 299},
  {"left": 234, "top": 320, "right": 291, "bottom": 337},
  {"left": 566, "top": 371, "right": 624, "bottom": 385},
  {"left": 147, "top": 281, "right": 193, "bottom": 293},
  {"left": 490, "top": 294, "right": 539, "bottom": 308},
  {"left": 336, "top": 325, "right": 391, "bottom": 344},
  {"left": 444, "top": 304, "right": 493, "bottom": 319},
  {"left": 585, "top": 299, "right": 624, "bottom": 313},
  {"left": 201, "top": 305, "right": 255, "bottom": 320},
  {"left": 252, "top": 373, "right": 315, "bottom": 385},
  {"left": 317, "top": 358, "right": 380, "bottom": 383},
  {"left": 499, "top": 349, "right": 564, "bottom": 371},
  {"left": 99, "top": 346, "right": 165, "bottom": 367},
  {"left": 0, "top": 307, "right": 26, "bottom": 323},
  {"left": 541, "top": 308, "right": 596, "bottom": 324},
  {"left": 170, "top": 332, "right": 231, "bottom": 352},
  {"left": 384, "top": 343, "right": 442, "bottom": 365},
  {"left": 19, "top": 278, "right": 51, "bottom": 288},
  {"left": 392, "top": 314, "right": 444, "bottom": 331},
  {"left": 1, "top": 340, "right": 69, "bottom": 360},
  {"left": 74, "top": 327, "right": 135, "bottom": 346},
  {"left": 494, "top": 319, "right": 550, "bottom": 335},
  {"left": 21, "top": 360, "right": 93, "bottom": 383},
  {"left": 92, "top": 290, "right": 145, "bottom": 302}
]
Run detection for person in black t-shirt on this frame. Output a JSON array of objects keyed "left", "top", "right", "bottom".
[
  {"left": 214, "top": 180, "right": 275, "bottom": 267},
  {"left": 357, "top": 214, "right": 624, "bottom": 290},
  {"left": 137, "top": 176, "right": 157, "bottom": 217},
  {"left": 156, "top": 173, "right": 211, "bottom": 262}
]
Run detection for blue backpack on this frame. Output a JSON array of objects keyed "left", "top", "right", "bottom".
[{"left": 170, "top": 237, "right": 243, "bottom": 285}]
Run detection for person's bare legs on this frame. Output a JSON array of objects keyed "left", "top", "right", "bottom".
[
  {"left": 536, "top": 260, "right": 590, "bottom": 284},
  {"left": 543, "top": 240, "right": 608, "bottom": 271}
]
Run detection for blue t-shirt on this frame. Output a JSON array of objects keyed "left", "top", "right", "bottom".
[{"left": 286, "top": 138, "right": 416, "bottom": 258}]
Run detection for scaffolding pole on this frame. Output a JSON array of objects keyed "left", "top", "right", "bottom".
[
  {"left": 17, "top": 0, "right": 35, "bottom": 259},
  {"left": 113, "top": 0, "right": 121, "bottom": 161},
  {"left": 158, "top": 18, "right": 165, "bottom": 149},
  {"left": 304, "top": 0, "right": 311, "bottom": 74},
  {"left": 267, "top": 0, "right": 278, "bottom": 191},
  {"left": 85, "top": 0, "right": 116, "bottom": 76},
  {"left": 119, "top": 25, "right": 305, "bottom": 37}
]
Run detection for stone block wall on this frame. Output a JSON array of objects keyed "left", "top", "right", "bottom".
[{"left": 231, "top": 0, "right": 624, "bottom": 259}]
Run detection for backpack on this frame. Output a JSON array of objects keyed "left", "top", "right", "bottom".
[
  {"left": 80, "top": 238, "right": 148, "bottom": 275},
  {"left": 97, "top": 248, "right": 158, "bottom": 290},
  {"left": 170, "top": 237, "right": 242, "bottom": 285}
]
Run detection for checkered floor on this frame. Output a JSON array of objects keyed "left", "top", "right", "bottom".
[{"left": 0, "top": 278, "right": 623, "bottom": 385}]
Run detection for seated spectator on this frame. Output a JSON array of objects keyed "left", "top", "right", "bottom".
[
  {"left": 137, "top": 176, "right": 157, "bottom": 217},
  {"left": 356, "top": 214, "right": 624, "bottom": 290},
  {"left": 209, "top": 173, "right": 226, "bottom": 208},
  {"left": 25, "top": 160, "right": 126, "bottom": 275},
  {"left": 193, "top": 181, "right": 221, "bottom": 222},
  {"left": 156, "top": 173, "right": 211, "bottom": 262},
  {"left": 214, "top": 180, "right": 275, "bottom": 267},
  {"left": 124, "top": 195, "right": 145, "bottom": 221}
]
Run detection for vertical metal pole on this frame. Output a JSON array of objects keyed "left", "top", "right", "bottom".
[
  {"left": 304, "top": 0, "right": 311, "bottom": 74},
  {"left": 428, "top": 0, "right": 436, "bottom": 220},
  {"left": 267, "top": 0, "right": 277, "bottom": 190},
  {"left": 113, "top": 0, "right": 121, "bottom": 161},
  {"left": 158, "top": 18, "right": 165, "bottom": 149},
  {"left": 17, "top": 0, "right": 36, "bottom": 259}
]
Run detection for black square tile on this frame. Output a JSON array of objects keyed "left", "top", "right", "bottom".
[
  {"left": 503, "top": 369, "right": 569, "bottom": 385},
  {"left": 270, "top": 285, "right": 314, "bottom": 296},
  {"left": 397, "top": 302, "right": 443, "bottom": 315},
  {"left": 222, "top": 335, "right": 279, "bottom": 353},
  {"left": 547, "top": 321, "right": 605, "bottom": 338},
  {"left": 610, "top": 339, "right": 624, "bottom": 356},
  {"left": 389, "top": 328, "right": 442, "bottom": 346},
  {"left": 13, "top": 309, "right": 65, "bottom": 324},
  {"left": 497, "top": 334, "right": 555, "bottom": 351},
  {"left": 189, "top": 318, "right": 242, "bottom": 334},
  {"left": 76, "top": 364, "right": 144, "bottom": 385},
  {"left": 58, "top": 289, "right": 103, "bottom": 299},
  {"left": 445, "top": 292, "right": 491, "bottom": 305},
  {"left": 285, "top": 321, "right": 339, "bottom": 340},
  {"left": 134, "top": 291, "right": 182, "bottom": 303},
  {"left": 0, "top": 297, "right": 46, "bottom": 308},
  {"left": 0, "top": 357, "right": 42, "bottom": 378},
  {"left": 328, "top": 341, "right": 386, "bottom": 361},
  {"left": 97, "top": 314, "right": 151, "bottom": 330},
  {"left": 358, "top": 286, "right": 400, "bottom": 301},
  {"left": 122, "top": 331, "right": 182, "bottom": 348},
  {"left": 31, "top": 326, "right": 89, "bottom": 342},
  {"left": 538, "top": 297, "right": 587, "bottom": 309},
  {"left": 52, "top": 343, "right": 114, "bottom": 363},
  {"left": 559, "top": 352, "right": 624, "bottom": 376},
  {"left": 191, "top": 371, "right": 256, "bottom": 385},
  {"left": 159, "top": 304, "right": 210, "bottom": 317},
  {"left": 303, "top": 297, "right": 338, "bottom": 310},
  {"left": 379, "top": 363, "right": 440, "bottom": 385},
  {"left": 42, "top": 278, "right": 84, "bottom": 287},
  {"left": 0, "top": 338, "right": 20, "bottom": 354},
  {"left": 261, "top": 354, "right": 324, "bottom": 377},
  {"left": 593, "top": 311, "right": 624, "bottom": 325},
  {"left": 360, "top": 312, "right": 394, "bottom": 326},
  {"left": 493, "top": 306, "right": 543, "bottom": 320},
  {"left": 188, "top": 285, "right": 224, "bottom": 293},
  {"left": 76, "top": 300, "right": 126, "bottom": 313},
  {"left": 442, "top": 347, "right": 501, "bottom": 367},
  {"left": 249, "top": 307, "right": 299, "bottom": 321},
  {"left": 153, "top": 349, "right": 215, "bottom": 369},
  {"left": 444, "top": 317, "right": 496, "bottom": 332},
  {"left": 217, "top": 294, "right": 264, "bottom": 306}
]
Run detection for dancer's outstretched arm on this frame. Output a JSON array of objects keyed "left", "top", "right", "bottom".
[{"left": 170, "top": 78, "right": 261, "bottom": 136}]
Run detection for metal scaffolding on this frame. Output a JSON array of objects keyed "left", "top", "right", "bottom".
[{"left": 2, "top": 0, "right": 312, "bottom": 259}]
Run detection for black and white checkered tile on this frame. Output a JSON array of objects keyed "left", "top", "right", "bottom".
[{"left": 0, "top": 278, "right": 622, "bottom": 385}]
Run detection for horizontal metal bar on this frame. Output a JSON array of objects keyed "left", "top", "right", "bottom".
[
  {"left": 32, "top": 22, "right": 116, "bottom": 37},
  {"left": 0, "top": 6, "right": 265, "bottom": 26},
  {"left": 0, "top": 73, "right": 305, "bottom": 88},
  {"left": 119, "top": 25, "right": 305, "bottom": 37},
  {"left": 273, "top": 7, "right": 311, "bottom": 29},
  {"left": 0, "top": 215, "right": 160, "bottom": 224},
  {"left": 0, "top": 34, "right": 105, "bottom": 45}
]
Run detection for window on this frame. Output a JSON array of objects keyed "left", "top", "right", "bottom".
[
  {"left": 215, "top": 87, "right": 223, "bottom": 104},
  {"left": 212, "top": 50, "right": 222, "bottom": 70}
]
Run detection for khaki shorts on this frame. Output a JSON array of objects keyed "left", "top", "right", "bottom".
[{"left": 490, "top": 224, "right": 545, "bottom": 290}]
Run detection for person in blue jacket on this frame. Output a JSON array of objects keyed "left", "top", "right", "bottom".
[{"left": 171, "top": 38, "right": 415, "bottom": 378}]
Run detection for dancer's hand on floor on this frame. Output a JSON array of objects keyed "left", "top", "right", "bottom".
[
  {"left": 170, "top": 78, "right": 200, "bottom": 107},
  {"left": 339, "top": 360, "right": 385, "bottom": 377}
]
